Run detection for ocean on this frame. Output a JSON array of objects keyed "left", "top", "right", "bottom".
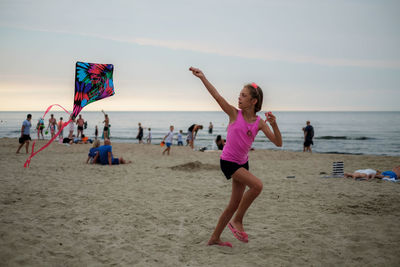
[{"left": 1, "top": 111, "right": 399, "bottom": 156}]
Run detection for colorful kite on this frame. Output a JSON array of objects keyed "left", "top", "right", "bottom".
[{"left": 24, "top": 62, "right": 115, "bottom": 167}]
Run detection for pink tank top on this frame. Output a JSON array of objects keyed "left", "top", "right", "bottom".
[{"left": 221, "top": 110, "right": 261, "bottom": 165}]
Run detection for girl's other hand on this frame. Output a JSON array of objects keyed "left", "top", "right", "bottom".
[
  {"left": 189, "top": 67, "right": 205, "bottom": 78},
  {"left": 265, "top": 112, "right": 277, "bottom": 125}
]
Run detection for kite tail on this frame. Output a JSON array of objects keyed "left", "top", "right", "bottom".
[{"left": 24, "top": 104, "right": 72, "bottom": 168}]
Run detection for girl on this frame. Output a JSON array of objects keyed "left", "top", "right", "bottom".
[
  {"left": 189, "top": 67, "right": 282, "bottom": 247},
  {"left": 86, "top": 139, "right": 100, "bottom": 164}
]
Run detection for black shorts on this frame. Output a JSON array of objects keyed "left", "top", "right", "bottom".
[
  {"left": 304, "top": 140, "right": 314, "bottom": 147},
  {"left": 103, "top": 126, "right": 109, "bottom": 131},
  {"left": 220, "top": 159, "right": 249, "bottom": 180},
  {"left": 77, "top": 126, "right": 84, "bottom": 131},
  {"left": 19, "top": 134, "right": 31, "bottom": 144}
]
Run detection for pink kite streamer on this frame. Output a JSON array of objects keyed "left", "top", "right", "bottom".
[{"left": 24, "top": 104, "right": 72, "bottom": 168}]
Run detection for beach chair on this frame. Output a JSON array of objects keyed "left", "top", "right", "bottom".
[{"left": 322, "top": 161, "right": 344, "bottom": 178}]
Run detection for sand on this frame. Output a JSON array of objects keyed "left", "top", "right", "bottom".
[{"left": 1, "top": 137, "right": 399, "bottom": 266}]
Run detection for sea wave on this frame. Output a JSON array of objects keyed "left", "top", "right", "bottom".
[{"left": 315, "top": 136, "right": 375, "bottom": 140}]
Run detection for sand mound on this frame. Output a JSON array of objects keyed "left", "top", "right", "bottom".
[{"left": 169, "top": 161, "right": 219, "bottom": 171}]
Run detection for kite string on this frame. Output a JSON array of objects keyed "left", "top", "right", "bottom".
[{"left": 24, "top": 104, "right": 72, "bottom": 168}]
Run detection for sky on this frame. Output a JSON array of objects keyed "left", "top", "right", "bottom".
[{"left": 0, "top": 0, "right": 399, "bottom": 111}]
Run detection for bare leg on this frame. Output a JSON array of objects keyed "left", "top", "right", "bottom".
[
  {"left": 353, "top": 172, "right": 367, "bottom": 180},
  {"left": 16, "top": 143, "right": 24, "bottom": 153},
  {"left": 208, "top": 177, "right": 246, "bottom": 245},
  {"left": 344, "top": 173, "right": 353, "bottom": 178},
  {"left": 119, "top": 157, "right": 131, "bottom": 164},
  {"left": 230, "top": 168, "right": 263, "bottom": 232},
  {"left": 25, "top": 141, "right": 29, "bottom": 153}
]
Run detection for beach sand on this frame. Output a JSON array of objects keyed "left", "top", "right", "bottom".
[{"left": 1, "top": 137, "right": 399, "bottom": 266}]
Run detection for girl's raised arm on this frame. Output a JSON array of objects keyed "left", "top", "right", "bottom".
[{"left": 189, "top": 67, "right": 236, "bottom": 118}]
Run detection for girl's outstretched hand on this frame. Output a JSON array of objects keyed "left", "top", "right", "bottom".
[
  {"left": 265, "top": 112, "right": 277, "bottom": 126},
  {"left": 189, "top": 67, "right": 205, "bottom": 79}
]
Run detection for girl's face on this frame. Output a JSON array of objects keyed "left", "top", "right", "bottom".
[{"left": 238, "top": 87, "right": 256, "bottom": 110}]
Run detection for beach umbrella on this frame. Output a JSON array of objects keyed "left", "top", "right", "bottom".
[{"left": 24, "top": 62, "right": 115, "bottom": 167}]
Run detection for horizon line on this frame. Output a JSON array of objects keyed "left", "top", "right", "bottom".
[{"left": 1, "top": 110, "right": 399, "bottom": 113}]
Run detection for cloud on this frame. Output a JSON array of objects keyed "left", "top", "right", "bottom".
[{"left": 2, "top": 24, "right": 400, "bottom": 69}]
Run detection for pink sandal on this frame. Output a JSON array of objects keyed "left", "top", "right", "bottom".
[
  {"left": 228, "top": 222, "right": 248, "bottom": 243},
  {"left": 207, "top": 241, "right": 233, "bottom": 247}
]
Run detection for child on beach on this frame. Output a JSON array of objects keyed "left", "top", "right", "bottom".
[
  {"left": 86, "top": 140, "right": 100, "bottom": 164},
  {"left": 177, "top": 130, "right": 183, "bottom": 146},
  {"left": 162, "top": 125, "right": 174, "bottom": 155},
  {"left": 146, "top": 128, "right": 152, "bottom": 144},
  {"left": 190, "top": 67, "right": 282, "bottom": 247}
]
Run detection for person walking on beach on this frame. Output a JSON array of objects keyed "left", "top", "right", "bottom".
[
  {"left": 190, "top": 67, "right": 282, "bottom": 247},
  {"left": 162, "top": 125, "right": 174, "bottom": 155},
  {"left": 137, "top": 123, "right": 144, "bottom": 144},
  {"left": 209, "top": 122, "right": 214, "bottom": 134},
  {"left": 146, "top": 128, "right": 152, "bottom": 144},
  {"left": 187, "top": 124, "right": 203, "bottom": 149},
  {"left": 16, "top": 114, "right": 32, "bottom": 154},
  {"left": 76, "top": 114, "right": 85, "bottom": 138},
  {"left": 102, "top": 110, "right": 110, "bottom": 139},
  {"left": 58, "top": 117, "right": 64, "bottom": 141},
  {"left": 47, "top": 114, "right": 57, "bottom": 139},
  {"left": 94, "top": 125, "right": 98, "bottom": 140},
  {"left": 36, "top": 117, "right": 45, "bottom": 140},
  {"left": 303, "top": 121, "right": 314, "bottom": 152}
]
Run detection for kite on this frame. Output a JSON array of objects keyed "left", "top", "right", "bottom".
[{"left": 24, "top": 62, "right": 115, "bottom": 167}]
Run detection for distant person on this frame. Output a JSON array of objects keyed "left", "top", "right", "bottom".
[
  {"left": 344, "top": 169, "right": 381, "bottom": 181},
  {"left": 162, "top": 125, "right": 174, "bottom": 156},
  {"left": 102, "top": 110, "right": 110, "bottom": 139},
  {"left": 187, "top": 124, "right": 203, "bottom": 149},
  {"left": 209, "top": 122, "right": 214, "bottom": 134},
  {"left": 47, "top": 114, "right": 57, "bottom": 139},
  {"left": 190, "top": 67, "right": 282, "bottom": 247},
  {"left": 68, "top": 118, "right": 75, "bottom": 139},
  {"left": 215, "top": 135, "right": 226, "bottom": 150},
  {"left": 377, "top": 166, "right": 400, "bottom": 181},
  {"left": 177, "top": 130, "right": 184, "bottom": 146},
  {"left": 74, "top": 134, "right": 92, "bottom": 144},
  {"left": 36, "top": 117, "right": 45, "bottom": 140},
  {"left": 93, "top": 139, "right": 130, "bottom": 165},
  {"left": 137, "top": 123, "right": 144, "bottom": 144},
  {"left": 16, "top": 114, "right": 32, "bottom": 154},
  {"left": 86, "top": 140, "right": 100, "bottom": 164},
  {"left": 146, "top": 128, "right": 152, "bottom": 144},
  {"left": 303, "top": 121, "right": 314, "bottom": 152},
  {"left": 76, "top": 114, "right": 85, "bottom": 138},
  {"left": 94, "top": 125, "right": 98, "bottom": 140},
  {"left": 57, "top": 117, "right": 64, "bottom": 141}
]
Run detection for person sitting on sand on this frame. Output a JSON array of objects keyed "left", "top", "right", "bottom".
[
  {"left": 344, "top": 169, "right": 382, "bottom": 181},
  {"left": 215, "top": 135, "right": 226, "bottom": 150},
  {"left": 86, "top": 140, "right": 100, "bottom": 164},
  {"left": 93, "top": 139, "right": 130, "bottom": 165}
]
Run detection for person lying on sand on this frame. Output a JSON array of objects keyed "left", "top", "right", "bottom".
[{"left": 344, "top": 169, "right": 381, "bottom": 181}]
